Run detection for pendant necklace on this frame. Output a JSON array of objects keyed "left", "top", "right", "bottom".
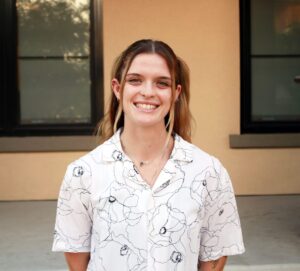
[
  {"left": 121, "top": 137, "right": 170, "bottom": 168},
  {"left": 138, "top": 146, "right": 167, "bottom": 167},
  {"left": 121, "top": 136, "right": 173, "bottom": 186}
]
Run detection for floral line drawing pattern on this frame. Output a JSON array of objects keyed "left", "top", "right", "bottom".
[{"left": 53, "top": 130, "right": 245, "bottom": 270}]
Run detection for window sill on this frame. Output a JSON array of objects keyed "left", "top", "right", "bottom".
[
  {"left": 1, "top": 134, "right": 300, "bottom": 152},
  {"left": 229, "top": 133, "right": 300, "bottom": 148},
  {"left": 0, "top": 136, "right": 99, "bottom": 153}
]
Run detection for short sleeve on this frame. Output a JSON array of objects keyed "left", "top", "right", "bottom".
[
  {"left": 52, "top": 161, "right": 93, "bottom": 252},
  {"left": 199, "top": 157, "right": 245, "bottom": 261}
]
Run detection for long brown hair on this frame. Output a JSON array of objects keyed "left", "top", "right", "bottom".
[{"left": 96, "top": 39, "right": 192, "bottom": 143}]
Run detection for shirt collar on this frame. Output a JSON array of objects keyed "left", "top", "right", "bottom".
[
  {"left": 100, "top": 129, "right": 193, "bottom": 164},
  {"left": 170, "top": 134, "right": 193, "bottom": 163},
  {"left": 100, "top": 129, "right": 124, "bottom": 162}
]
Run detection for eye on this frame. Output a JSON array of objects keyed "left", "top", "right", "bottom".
[
  {"left": 126, "top": 77, "right": 142, "bottom": 86},
  {"left": 156, "top": 80, "right": 171, "bottom": 88}
]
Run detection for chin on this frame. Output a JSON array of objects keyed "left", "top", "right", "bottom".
[{"left": 130, "top": 118, "right": 166, "bottom": 129}]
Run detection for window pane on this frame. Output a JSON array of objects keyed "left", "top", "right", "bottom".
[
  {"left": 251, "top": 0, "right": 300, "bottom": 55},
  {"left": 251, "top": 58, "right": 300, "bottom": 121},
  {"left": 19, "top": 59, "right": 90, "bottom": 124},
  {"left": 16, "top": 0, "right": 91, "bottom": 125},
  {"left": 17, "top": 0, "right": 89, "bottom": 57}
]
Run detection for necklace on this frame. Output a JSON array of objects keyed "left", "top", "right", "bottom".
[
  {"left": 138, "top": 148, "right": 166, "bottom": 167},
  {"left": 121, "top": 137, "right": 170, "bottom": 168},
  {"left": 120, "top": 134, "right": 173, "bottom": 186},
  {"left": 138, "top": 147, "right": 166, "bottom": 167}
]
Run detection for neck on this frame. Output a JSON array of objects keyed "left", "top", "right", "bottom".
[{"left": 120, "top": 124, "right": 169, "bottom": 162}]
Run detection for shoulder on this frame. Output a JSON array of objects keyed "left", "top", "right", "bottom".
[
  {"left": 175, "top": 134, "right": 225, "bottom": 172},
  {"left": 65, "top": 133, "right": 120, "bottom": 177}
]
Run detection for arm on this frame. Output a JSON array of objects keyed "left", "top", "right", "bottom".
[
  {"left": 198, "top": 256, "right": 227, "bottom": 271},
  {"left": 64, "top": 252, "right": 90, "bottom": 271}
]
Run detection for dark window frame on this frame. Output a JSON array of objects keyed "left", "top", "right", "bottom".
[
  {"left": 0, "top": 0, "right": 103, "bottom": 137},
  {"left": 240, "top": 0, "right": 300, "bottom": 134}
]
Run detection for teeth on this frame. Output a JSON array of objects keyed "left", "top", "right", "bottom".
[{"left": 136, "top": 103, "right": 157, "bottom": 110}]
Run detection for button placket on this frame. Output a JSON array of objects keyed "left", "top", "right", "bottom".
[{"left": 144, "top": 188, "right": 155, "bottom": 271}]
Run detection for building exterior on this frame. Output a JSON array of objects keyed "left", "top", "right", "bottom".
[{"left": 0, "top": 0, "right": 299, "bottom": 200}]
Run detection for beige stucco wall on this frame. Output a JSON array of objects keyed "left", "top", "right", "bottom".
[{"left": 0, "top": 0, "right": 299, "bottom": 200}]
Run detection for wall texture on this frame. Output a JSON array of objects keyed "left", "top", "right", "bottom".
[{"left": 1, "top": 0, "right": 299, "bottom": 200}]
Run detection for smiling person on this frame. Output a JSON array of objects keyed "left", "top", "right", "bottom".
[{"left": 52, "top": 39, "right": 245, "bottom": 271}]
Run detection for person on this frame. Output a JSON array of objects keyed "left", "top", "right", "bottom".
[{"left": 52, "top": 39, "right": 245, "bottom": 271}]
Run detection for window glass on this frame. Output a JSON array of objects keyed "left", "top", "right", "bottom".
[
  {"left": 251, "top": 58, "right": 300, "bottom": 121},
  {"left": 250, "top": 0, "right": 300, "bottom": 123},
  {"left": 19, "top": 59, "right": 90, "bottom": 124},
  {"left": 251, "top": 0, "right": 300, "bottom": 55},
  {"left": 17, "top": 0, "right": 91, "bottom": 125}
]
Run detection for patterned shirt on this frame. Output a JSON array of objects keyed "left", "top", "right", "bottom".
[{"left": 52, "top": 130, "right": 245, "bottom": 270}]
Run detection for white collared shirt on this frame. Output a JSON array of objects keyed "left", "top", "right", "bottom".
[{"left": 53, "top": 131, "right": 245, "bottom": 270}]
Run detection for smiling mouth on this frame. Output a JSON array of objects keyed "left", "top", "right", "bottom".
[{"left": 134, "top": 103, "right": 159, "bottom": 110}]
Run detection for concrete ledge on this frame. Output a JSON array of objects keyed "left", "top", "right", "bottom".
[
  {"left": 229, "top": 134, "right": 300, "bottom": 148},
  {"left": 42, "top": 265, "right": 300, "bottom": 271},
  {"left": 226, "top": 264, "right": 300, "bottom": 271},
  {"left": 0, "top": 136, "right": 99, "bottom": 152},
  {"left": 2, "top": 133, "right": 300, "bottom": 152}
]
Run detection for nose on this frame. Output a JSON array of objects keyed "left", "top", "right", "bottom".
[{"left": 140, "top": 81, "right": 155, "bottom": 97}]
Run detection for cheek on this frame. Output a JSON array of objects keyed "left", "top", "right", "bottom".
[
  {"left": 121, "top": 88, "right": 132, "bottom": 104},
  {"left": 123, "top": 86, "right": 137, "bottom": 100},
  {"left": 161, "top": 91, "right": 173, "bottom": 105}
]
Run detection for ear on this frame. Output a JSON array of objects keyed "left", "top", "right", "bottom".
[
  {"left": 112, "top": 78, "right": 121, "bottom": 100},
  {"left": 175, "top": 84, "right": 182, "bottom": 101}
]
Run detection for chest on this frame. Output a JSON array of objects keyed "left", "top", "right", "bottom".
[
  {"left": 90, "top": 160, "right": 209, "bottom": 232},
  {"left": 87, "top": 160, "right": 211, "bottom": 270}
]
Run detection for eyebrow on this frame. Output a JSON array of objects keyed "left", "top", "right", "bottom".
[{"left": 126, "top": 73, "right": 171, "bottom": 80}]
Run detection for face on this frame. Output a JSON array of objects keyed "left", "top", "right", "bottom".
[{"left": 112, "top": 53, "right": 181, "bottom": 130}]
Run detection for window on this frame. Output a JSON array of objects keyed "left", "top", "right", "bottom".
[
  {"left": 240, "top": 0, "right": 300, "bottom": 133},
  {"left": 0, "top": 0, "right": 103, "bottom": 136}
]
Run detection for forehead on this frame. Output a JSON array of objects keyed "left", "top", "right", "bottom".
[{"left": 127, "top": 53, "right": 171, "bottom": 77}]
